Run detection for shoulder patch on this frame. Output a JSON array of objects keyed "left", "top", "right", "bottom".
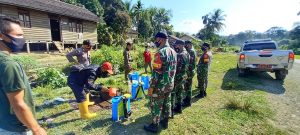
[{"left": 153, "top": 53, "right": 162, "bottom": 69}]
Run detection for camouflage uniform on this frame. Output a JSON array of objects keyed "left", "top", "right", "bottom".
[
  {"left": 171, "top": 48, "right": 189, "bottom": 114},
  {"left": 66, "top": 48, "right": 91, "bottom": 66},
  {"left": 123, "top": 48, "right": 133, "bottom": 80},
  {"left": 149, "top": 44, "right": 177, "bottom": 124},
  {"left": 196, "top": 51, "right": 212, "bottom": 97},
  {"left": 184, "top": 47, "right": 196, "bottom": 102}
]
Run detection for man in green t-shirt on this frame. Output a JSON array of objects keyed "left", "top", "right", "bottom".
[{"left": 0, "top": 16, "right": 46, "bottom": 135}]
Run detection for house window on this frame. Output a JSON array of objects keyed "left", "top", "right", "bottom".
[
  {"left": 18, "top": 10, "right": 31, "bottom": 28},
  {"left": 69, "top": 20, "right": 83, "bottom": 33}
]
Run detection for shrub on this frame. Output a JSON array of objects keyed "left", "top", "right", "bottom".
[
  {"left": 37, "top": 68, "right": 67, "bottom": 89},
  {"left": 91, "top": 45, "right": 125, "bottom": 71},
  {"left": 91, "top": 45, "right": 146, "bottom": 72},
  {"left": 12, "top": 55, "right": 38, "bottom": 72}
]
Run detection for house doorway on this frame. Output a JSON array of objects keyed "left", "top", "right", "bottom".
[{"left": 50, "top": 18, "right": 61, "bottom": 41}]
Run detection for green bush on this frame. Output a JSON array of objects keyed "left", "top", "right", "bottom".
[
  {"left": 91, "top": 45, "right": 125, "bottom": 71},
  {"left": 37, "top": 68, "right": 67, "bottom": 89},
  {"left": 91, "top": 45, "right": 146, "bottom": 72},
  {"left": 12, "top": 55, "right": 38, "bottom": 72}
]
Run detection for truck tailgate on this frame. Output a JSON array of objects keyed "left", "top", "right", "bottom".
[{"left": 245, "top": 50, "right": 289, "bottom": 65}]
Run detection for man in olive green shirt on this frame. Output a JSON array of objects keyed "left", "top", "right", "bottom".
[{"left": 0, "top": 16, "right": 46, "bottom": 135}]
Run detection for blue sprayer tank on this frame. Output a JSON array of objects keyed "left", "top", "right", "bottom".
[{"left": 112, "top": 96, "right": 131, "bottom": 121}]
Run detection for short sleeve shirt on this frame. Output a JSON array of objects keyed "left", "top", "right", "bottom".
[{"left": 0, "top": 52, "right": 35, "bottom": 132}]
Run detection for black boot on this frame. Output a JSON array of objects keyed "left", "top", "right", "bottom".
[
  {"left": 174, "top": 103, "right": 182, "bottom": 113},
  {"left": 144, "top": 123, "right": 159, "bottom": 133},
  {"left": 204, "top": 91, "right": 207, "bottom": 97},
  {"left": 183, "top": 98, "right": 191, "bottom": 107},
  {"left": 195, "top": 91, "right": 204, "bottom": 98},
  {"left": 160, "top": 118, "right": 169, "bottom": 129}
]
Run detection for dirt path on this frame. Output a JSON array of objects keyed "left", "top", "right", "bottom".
[{"left": 250, "top": 61, "right": 300, "bottom": 134}]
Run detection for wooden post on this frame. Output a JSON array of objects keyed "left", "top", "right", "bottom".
[
  {"left": 26, "top": 42, "right": 30, "bottom": 53},
  {"left": 62, "top": 42, "right": 65, "bottom": 51},
  {"left": 46, "top": 42, "right": 50, "bottom": 54}
]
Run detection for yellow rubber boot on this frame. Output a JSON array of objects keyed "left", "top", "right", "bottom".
[
  {"left": 78, "top": 101, "right": 97, "bottom": 119},
  {"left": 86, "top": 93, "right": 95, "bottom": 106}
]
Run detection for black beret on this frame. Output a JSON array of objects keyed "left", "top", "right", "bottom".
[
  {"left": 155, "top": 32, "right": 168, "bottom": 39},
  {"left": 202, "top": 42, "right": 211, "bottom": 48},
  {"left": 175, "top": 39, "right": 185, "bottom": 45},
  {"left": 185, "top": 40, "right": 192, "bottom": 45}
]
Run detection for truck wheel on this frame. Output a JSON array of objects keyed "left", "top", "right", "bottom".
[
  {"left": 275, "top": 71, "right": 286, "bottom": 80},
  {"left": 237, "top": 67, "right": 246, "bottom": 77}
]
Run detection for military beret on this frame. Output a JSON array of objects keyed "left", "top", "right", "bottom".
[
  {"left": 155, "top": 32, "right": 168, "bottom": 39},
  {"left": 175, "top": 39, "right": 185, "bottom": 45},
  {"left": 202, "top": 42, "right": 211, "bottom": 48},
  {"left": 185, "top": 40, "right": 192, "bottom": 45}
]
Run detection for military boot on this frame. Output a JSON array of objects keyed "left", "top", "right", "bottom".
[
  {"left": 174, "top": 103, "right": 182, "bottom": 113},
  {"left": 160, "top": 118, "right": 169, "bottom": 129},
  {"left": 195, "top": 91, "right": 204, "bottom": 98},
  {"left": 144, "top": 123, "right": 159, "bottom": 133},
  {"left": 183, "top": 97, "right": 191, "bottom": 107}
]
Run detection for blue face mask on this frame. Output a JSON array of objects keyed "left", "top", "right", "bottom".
[{"left": 3, "top": 34, "right": 26, "bottom": 52}]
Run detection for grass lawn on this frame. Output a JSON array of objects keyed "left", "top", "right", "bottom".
[
  {"left": 295, "top": 55, "right": 300, "bottom": 60},
  {"left": 32, "top": 53, "right": 286, "bottom": 135}
]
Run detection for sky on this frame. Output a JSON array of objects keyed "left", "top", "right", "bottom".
[{"left": 128, "top": 0, "right": 300, "bottom": 35}]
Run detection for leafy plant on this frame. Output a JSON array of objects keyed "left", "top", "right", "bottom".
[
  {"left": 37, "top": 68, "right": 67, "bottom": 89},
  {"left": 12, "top": 55, "right": 39, "bottom": 72}
]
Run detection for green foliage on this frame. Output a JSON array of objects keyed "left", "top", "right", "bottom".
[
  {"left": 91, "top": 45, "right": 125, "bottom": 71},
  {"left": 138, "top": 19, "right": 152, "bottom": 39},
  {"left": 12, "top": 55, "right": 38, "bottom": 72},
  {"left": 37, "top": 68, "right": 67, "bottom": 89},
  {"left": 91, "top": 45, "right": 146, "bottom": 72},
  {"left": 97, "top": 24, "right": 113, "bottom": 45}
]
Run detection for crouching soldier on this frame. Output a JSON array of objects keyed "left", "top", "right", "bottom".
[
  {"left": 171, "top": 39, "right": 189, "bottom": 116},
  {"left": 67, "top": 62, "right": 113, "bottom": 119}
]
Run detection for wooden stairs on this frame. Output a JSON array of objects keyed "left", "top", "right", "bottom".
[{"left": 53, "top": 41, "right": 64, "bottom": 53}]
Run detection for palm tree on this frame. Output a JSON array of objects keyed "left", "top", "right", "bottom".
[
  {"left": 133, "top": 0, "right": 143, "bottom": 23},
  {"left": 153, "top": 8, "right": 172, "bottom": 33},
  {"left": 202, "top": 9, "right": 226, "bottom": 33}
]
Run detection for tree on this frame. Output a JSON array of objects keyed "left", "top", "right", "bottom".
[
  {"left": 202, "top": 9, "right": 226, "bottom": 33},
  {"left": 133, "top": 0, "right": 143, "bottom": 23},
  {"left": 152, "top": 8, "right": 172, "bottom": 34},
  {"left": 138, "top": 19, "right": 152, "bottom": 40},
  {"left": 265, "top": 27, "right": 287, "bottom": 40},
  {"left": 290, "top": 26, "right": 300, "bottom": 40}
]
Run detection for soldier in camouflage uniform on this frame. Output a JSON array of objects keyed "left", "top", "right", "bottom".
[
  {"left": 183, "top": 40, "right": 196, "bottom": 107},
  {"left": 196, "top": 43, "right": 212, "bottom": 98},
  {"left": 171, "top": 39, "right": 189, "bottom": 116},
  {"left": 144, "top": 32, "right": 177, "bottom": 133}
]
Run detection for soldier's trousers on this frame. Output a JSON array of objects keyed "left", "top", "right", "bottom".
[
  {"left": 149, "top": 91, "right": 171, "bottom": 124},
  {"left": 197, "top": 64, "right": 209, "bottom": 94},
  {"left": 171, "top": 81, "right": 184, "bottom": 108},
  {"left": 184, "top": 72, "right": 195, "bottom": 100}
]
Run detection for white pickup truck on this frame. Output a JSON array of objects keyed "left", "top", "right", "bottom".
[{"left": 237, "top": 39, "right": 294, "bottom": 80}]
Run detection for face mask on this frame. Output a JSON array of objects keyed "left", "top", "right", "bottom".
[
  {"left": 201, "top": 46, "right": 207, "bottom": 51},
  {"left": 154, "top": 41, "right": 160, "bottom": 48},
  {"left": 3, "top": 34, "right": 25, "bottom": 52}
]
